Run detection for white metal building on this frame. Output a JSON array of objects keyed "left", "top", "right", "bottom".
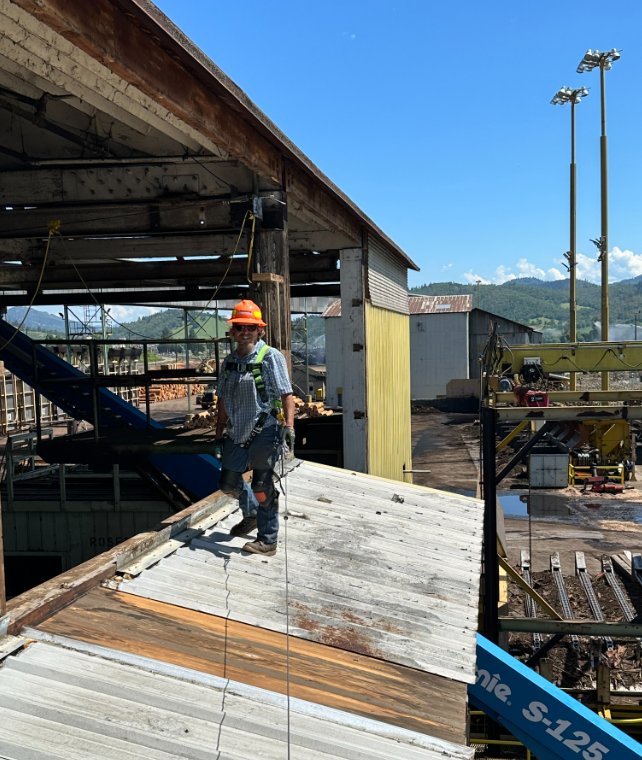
[{"left": 324, "top": 295, "right": 542, "bottom": 402}]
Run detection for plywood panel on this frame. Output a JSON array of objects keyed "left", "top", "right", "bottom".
[{"left": 37, "top": 587, "right": 468, "bottom": 746}]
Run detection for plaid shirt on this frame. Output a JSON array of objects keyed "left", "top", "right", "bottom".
[{"left": 217, "top": 340, "right": 292, "bottom": 444}]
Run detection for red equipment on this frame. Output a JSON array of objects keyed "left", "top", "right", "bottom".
[{"left": 513, "top": 386, "right": 549, "bottom": 408}]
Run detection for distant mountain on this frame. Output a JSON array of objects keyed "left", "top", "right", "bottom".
[
  {"left": 614, "top": 273, "right": 642, "bottom": 286},
  {"left": 410, "top": 276, "right": 642, "bottom": 342},
  {"left": 7, "top": 307, "right": 64, "bottom": 333}
]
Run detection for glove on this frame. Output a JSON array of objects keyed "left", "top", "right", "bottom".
[
  {"left": 213, "top": 438, "right": 225, "bottom": 460},
  {"left": 282, "top": 426, "right": 295, "bottom": 450}
]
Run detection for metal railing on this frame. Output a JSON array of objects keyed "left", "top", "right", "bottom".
[{"left": 30, "top": 337, "right": 232, "bottom": 443}]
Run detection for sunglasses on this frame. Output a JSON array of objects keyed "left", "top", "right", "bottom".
[{"left": 233, "top": 324, "right": 258, "bottom": 332}]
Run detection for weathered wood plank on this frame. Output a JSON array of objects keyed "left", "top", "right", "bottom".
[{"left": 37, "top": 587, "right": 467, "bottom": 745}]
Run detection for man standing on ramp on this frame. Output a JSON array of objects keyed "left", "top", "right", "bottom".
[{"left": 215, "top": 299, "right": 295, "bottom": 557}]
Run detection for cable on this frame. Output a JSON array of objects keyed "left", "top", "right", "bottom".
[
  {"left": 57, "top": 210, "right": 254, "bottom": 340},
  {"left": 190, "top": 154, "right": 233, "bottom": 190},
  {"left": 0, "top": 220, "right": 58, "bottom": 351}
]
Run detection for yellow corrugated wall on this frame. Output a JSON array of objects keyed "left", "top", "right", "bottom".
[{"left": 365, "top": 303, "right": 412, "bottom": 483}]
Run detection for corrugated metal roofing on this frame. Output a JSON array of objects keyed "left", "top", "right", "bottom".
[
  {"left": 116, "top": 460, "right": 483, "bottom": 684},
  {"left": 323, "top": 295, "right": 473, "bottom": 318},
  {"left": 0, "top": 636, "right": 473, "bottom": 760},
  {"left": 409, "top": 295, "right": 473, "bottom": 314}
]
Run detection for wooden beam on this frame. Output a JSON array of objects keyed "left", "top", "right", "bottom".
[
  {"left": 0, "top": 283, "right": 339, "bottom": 307},
  {"left": 0, "top": 252, "right": 338, "bottom": 287},
  {"left": 499, "top": 618, "right": 642, "bottom": 636},
  {"left": 0, "top": 198, "right": 234, "bottom": 239},
  {"left": 253, "top": 224, "right": 291, "bottom": 370},
  {"left": 498, "top": 555, "right": 562, "bottom": 620},
  {"left": 0, "top": 162, "right": 252, "bottom": 206}
]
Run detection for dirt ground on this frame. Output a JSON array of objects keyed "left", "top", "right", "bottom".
[{"left": 410, "top": 409, "right": 479, "bottom": 493}]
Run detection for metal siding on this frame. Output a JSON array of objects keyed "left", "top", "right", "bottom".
[
  {"left": 324, "top": 316, "right": 343, "bottom": 407},
  {"left": 365, "top": 303, "right": 413, "bottom": 482},
  {"left": 1, "top": 510, "right": 169, "bottom": 566},
  {"left": 340, "top": 248, "right": 367, "bottom": 473},
  {"left": 0, "top": 639, "right": 473, "bottom": 760},
  {"left": 367, "top": 236, "right": 409, "bottom": 314},
  {"left": 410, "top": 313, "right": 469, "bottom": 399},
  {"left": 469, "top": 310, "right": 541, "bottom": 379},
  {"left": 117, "top": 460, "right": 483, "bottom": 684}
]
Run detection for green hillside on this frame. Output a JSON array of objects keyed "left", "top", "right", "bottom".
[
  {"left": 410, "top": 278, "right": 642, "bottom": 341},
  {"left": 112, "top": 309, "right": 229, "bottom": 341}
]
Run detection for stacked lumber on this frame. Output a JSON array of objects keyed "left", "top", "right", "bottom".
[
  {"left": 293, "top": 397, "right": 333, "bottom": 418},
  {"left": 184, "top": 409, "right": 219, "bottom": 429},
  {"left": 138, "top": 382, "right": 206, "bottom": 404}
]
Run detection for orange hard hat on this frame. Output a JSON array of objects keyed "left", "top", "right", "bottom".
[{"left": 227, "top": 299, "right": 266, "bottom": 326}]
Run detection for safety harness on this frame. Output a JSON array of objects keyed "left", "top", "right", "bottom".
[{"left": 224, "top": 344, "right": 283, "bottom": 448}]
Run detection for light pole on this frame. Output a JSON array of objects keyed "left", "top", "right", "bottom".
[
  {"left": 552, "top": 85, "right": 589, "bottom": 392},
  {"left": 476, "top": 279, "right": 481, "bottom": 310},
  {"left": 577, "top": 48, "right": 620, "bottom": 390},
  {"left": 636, "top": 311, "right": 640, "bottom": 341}
]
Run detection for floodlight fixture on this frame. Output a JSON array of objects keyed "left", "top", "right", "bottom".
[
  {"left": 577, "top": 48, "right": 621, "bottom": 73},
  {"left": 550, "top": 86, "right": 589, "bottom": 106}
]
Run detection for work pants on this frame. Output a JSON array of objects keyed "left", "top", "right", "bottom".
[{"left": 221, "top": 425, "right": 281, "bottom": 544}]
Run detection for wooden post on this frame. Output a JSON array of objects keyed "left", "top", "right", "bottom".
[
  {"left": 253, "top": 217, "right": 291, "bottom": 373},
  {"left": 596, "top": 662, "right": 611, "bottom": 704}
]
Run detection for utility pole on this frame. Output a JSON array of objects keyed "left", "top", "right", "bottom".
[
  {"left": 184, "top": 309, "right": 191, "bottom": 413},
  {"left": 476, "top": 279, "right": 481, "bottom": 310},
  {"left": 552, "top": 85, "right": 588, "bottom": 392},
  {"left": 577, "top": 48, "right": 620, "bottom": 390},
  {"left": 635, "top": 311, "right": 640, "bottom": 341}
]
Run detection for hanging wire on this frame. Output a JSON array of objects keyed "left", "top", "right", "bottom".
[
  {"left": 55, "top": 208, "right": 254, "bottom": 341},
  {"left": 0, "top": 220, "right": 58, "bottom": 351}
]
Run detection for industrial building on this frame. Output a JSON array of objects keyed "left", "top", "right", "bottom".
[{"left": 324, "top": 294, "right": 542, "bottom": 402}]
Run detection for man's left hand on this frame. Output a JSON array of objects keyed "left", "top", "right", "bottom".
[{"left": 282, "top": 426, "right": 295, "bottom": 450}]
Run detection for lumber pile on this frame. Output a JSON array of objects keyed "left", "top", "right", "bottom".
[
  {"left": 293, "top": 397, "right": 333, "bottom": 417},
  {"left": 138, "top": 382, "right": 206, "bottom": 404},
  {"left": 184, "top": 409, "right": 219, "bottom": 429}
]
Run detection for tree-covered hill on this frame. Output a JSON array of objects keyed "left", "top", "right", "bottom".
[{"left": 410, "top": 277, "right": 642, "bottom": 341}]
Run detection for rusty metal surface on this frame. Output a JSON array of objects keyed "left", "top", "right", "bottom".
[
  {"left": 0, "top": 637, "right": 473, "bottom": 759},
  {"left": 324, "top": 295, "right": 474, "bottom": 319},
  {"left": 117, "top": 460, "right": 484, "bottom": 684},
  {"left": 409, "top": 295, "right": 473, "bottom": 314}
]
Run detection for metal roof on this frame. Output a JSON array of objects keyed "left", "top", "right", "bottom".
[
  {"left": 323, "top": 295, "right": 473, "bottom": 318},
  {"left": 0, "top": 636, "right": 473, "bottom": 760},
  {"left": 116, "top": 460, "right": 484, "bottom": 684},
  {"left": 409, "top": 295, "right": 473, "bottom": 314}
]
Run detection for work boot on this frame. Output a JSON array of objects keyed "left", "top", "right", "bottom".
[
  {"left": 229, "top": 516, "right": 257, "bottom": 536},
  {"left": 242, "top": 540, "right": 277, "bottom": 557}
]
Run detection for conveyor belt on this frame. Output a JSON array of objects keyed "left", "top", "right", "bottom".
[
  {"left": 520, "top": 550, "right": 541, "bottom": 651},
  {"left": 0, "top": 319, "right": 221, "bottom": 500},
  {"left": 576, "top": 552, "right": 614, "bottom": 652},
  {"left": 602, "top": 557, "right": 642, "bottom": 646},
  {"left": 550, "top": 553, "right": 580, "bottom": 651}
]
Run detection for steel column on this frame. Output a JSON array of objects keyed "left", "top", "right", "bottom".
[{"left": 482, "top": 406, "right": 499, "bottom": 644}]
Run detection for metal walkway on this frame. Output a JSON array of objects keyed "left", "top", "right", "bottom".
[{"left": 0, "top": 319, "right": 221, "bottom": 500}]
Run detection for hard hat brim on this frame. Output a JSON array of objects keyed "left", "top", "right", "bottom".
[{"left": 227, "top": 316, "right": 267, "bottom": 327}]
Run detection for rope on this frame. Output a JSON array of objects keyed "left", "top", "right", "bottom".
[
  {"left": 0, "top": 220, "right": 58, "bottom": 351},
  {"left": 278, "top": 447, "right": 292, "bottom": 760}
]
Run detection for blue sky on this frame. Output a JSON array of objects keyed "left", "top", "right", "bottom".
[{"left": 150, "top": 0, "right": 642, "bottom": 290}]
